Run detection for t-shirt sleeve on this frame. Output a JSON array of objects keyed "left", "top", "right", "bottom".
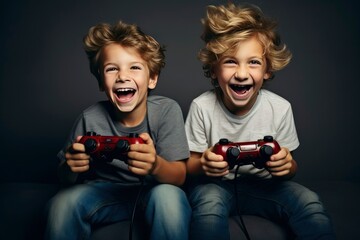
[
  {"left": 185, "top": 101, "right": 209, "bottom": 153},
  {"left": 276, "top": 105, "right": 300, "bottom": 152},
  {"left": 152, "top": 100, "right": 190, "bottom": 161}
]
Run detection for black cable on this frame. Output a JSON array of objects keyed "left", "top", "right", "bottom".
[
  {"left": 233, "top": 164, "right": 251, "bottom": 240},
  {"left": 129, "top": 178, "right": 145, "bottom": 240}
]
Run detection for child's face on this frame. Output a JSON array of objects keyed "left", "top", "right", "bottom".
[
  {"left": 99, "top": 43, "right": 157, "bottom": 115},
  {"left": 213, "top": 36, "right": 270, "bottom": 116}
]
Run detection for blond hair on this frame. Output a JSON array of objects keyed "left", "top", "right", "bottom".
[
  {"left": 83, "top": 21, "right": 165, "bottom": 88},
  {"left": 199, "top": 3, "right": 292, "bottom": 80}
]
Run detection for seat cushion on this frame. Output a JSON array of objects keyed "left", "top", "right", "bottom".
[{"left": 91, "top": 215, "right": 290, "bottom": 240}]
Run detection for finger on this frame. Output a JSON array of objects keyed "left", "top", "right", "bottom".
[
  {"left": 270, "top": 169, "right": 290, "bottom": 177},
  {"left": 128, "top": 164, "right": 150, "bottom": 176},
  {"left": 65, "top": 151, "right": 89, "bottom": 161},
  {"left": 68, "top": 143, "right": 86, "bottom": 154},
  {"left": 208, "top": 151, "right": 225, "bottom": 161},
  {"left": 138, "top": 132, "right": 153, "bottom": 146},
  {"left": 67, "top": 159, "right": 90, "bottom": 168},
  {"left": 75, "top": 136, "right": 83, "bottom": 142},
  {"left": 70, "top": 165, "right": 90, "bottom": 173},
  {"left": 205, "top": 169, "right": 229, "bottom": 177}
]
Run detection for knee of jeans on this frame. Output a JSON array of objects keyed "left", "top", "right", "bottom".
[
  {"left": 290, "top": 185, "right": 325, "bottom": 213},
  {"left": 189, "top": 183, "right": 229, "bottom": 216},
  {"left": 146, "top": 184, "right": 191, "bottom": 218},
  {"left": 148, "top": 184, "right": 187, "bottom": 203},
  {"left": 47, "top": 185, "right": 90, "bottom": 216}
]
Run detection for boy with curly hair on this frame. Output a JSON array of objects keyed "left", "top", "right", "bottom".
[
  {"left": 185, "top": 3, "right": 335, "bottom": 239},
  {"left": 45, "top": 21, "right": 191, "bottom": 240}
]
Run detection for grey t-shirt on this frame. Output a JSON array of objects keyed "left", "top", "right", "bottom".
[{"left": 58, "top": 95, "right": 189, "bottom": 186}]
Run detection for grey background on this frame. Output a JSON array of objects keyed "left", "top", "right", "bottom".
[{"left": 1, "top": 0, "right": 359, "bottom": 185}]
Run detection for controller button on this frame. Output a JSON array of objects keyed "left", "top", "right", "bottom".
[
  {"left": 240, "top": 144, "right": 257, "bottom": 151},
  {"left": 263, "top": 136, "right": 273, "bottom": 142},
  {"left": 129, "top": 133, "right": 139, "bottom": 138},
  {"left": 219, "top": 138, "right": 229, "bottom": 145},
  {"left": 86, "top": 131, "right": 97, "bottom": 136}
]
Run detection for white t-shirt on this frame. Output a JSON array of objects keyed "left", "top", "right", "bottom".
[{"left": 185, "top": 89, "right": 299, "bottom": 180}]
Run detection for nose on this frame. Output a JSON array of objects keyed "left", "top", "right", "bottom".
[
  {"left": 234, "top": 65, "right": 248, "bottom": 81},
  {"left": 116, "top": 70, "right": 130, "bottom": 82}
]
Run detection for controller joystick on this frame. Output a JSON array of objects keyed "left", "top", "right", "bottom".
[
  {"left": 79, "top": 132, "right": 144, "bottom": 162},
  {"left": 213, "top": 136, "right": 280, "bottom": 169}
]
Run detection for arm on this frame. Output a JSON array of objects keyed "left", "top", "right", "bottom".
[
  {"left": 127, "top": 132, "right": 187, "bottom": 186},
  {"left": 267, "top": 147, "right": 298, "bottom": 179},
  {"left": 186, "top": 148, "right": 229, "bottom": 177}
]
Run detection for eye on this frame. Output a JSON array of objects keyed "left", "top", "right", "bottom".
[
  {"left": 249, "top": 59, "right": 261, "bottom": 65},
  {"left": 105, "top": 66, "right": 118, "bottom": 72},
  {"left": 130, "top": 65, "right": 142, "bottom": 70},
  {"left": 223, "top": 59, "right": 237, "bottom": 65}
]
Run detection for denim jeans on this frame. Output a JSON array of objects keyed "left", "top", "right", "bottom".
[
  {"left": 44, "top": 181, "right": 191, "bottom": 240},
  {"left": 188, "top": 177, "right": 336, "bottom": 240}
]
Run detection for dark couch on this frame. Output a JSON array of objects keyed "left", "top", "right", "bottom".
[{"left": 2, "top": 172, "right": 360, "bottom": 240}]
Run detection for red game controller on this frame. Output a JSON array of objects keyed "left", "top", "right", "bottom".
[
  {"left": 79, "top": 131, "right": 144, "bottom": 162},
  {"left": 212, "top": 136, "right": 280, "bottom": 169}
]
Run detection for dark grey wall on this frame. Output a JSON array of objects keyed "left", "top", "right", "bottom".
[{"left": 1, "top": 0, "right": 359, "bottom": 183}]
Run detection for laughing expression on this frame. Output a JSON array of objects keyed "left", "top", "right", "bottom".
[
  {"left": 99, "top": 43, "right": 157, "bottom": 123},
  {"left": 213, "top": 35, "right": 270, "bottom": 116}
]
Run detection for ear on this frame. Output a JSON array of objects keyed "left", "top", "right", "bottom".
[
  {"left": 263, "top": 72, "right": 272, "bottom": 81},
  {"left": 148, "top": 74, "right": 158, "bottom": 90}
]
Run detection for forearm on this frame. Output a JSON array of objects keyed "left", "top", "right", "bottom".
[
  {"left": 185, "top": 155, "right": 205, "bottom": 175},
  {"left": 151, "top": 156, "right": 187, "bottom": 186}
]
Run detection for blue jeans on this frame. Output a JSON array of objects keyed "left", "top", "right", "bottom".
[
  {"left": 44, "top": 182, "right": 191, "bottom": 240},
  {"left": 188, "top": 177, "right": 336, "bottom": 240}
]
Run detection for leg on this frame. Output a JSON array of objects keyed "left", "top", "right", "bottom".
[
  {"left": 44, "top": 182, "right": 137, "bottom": 240},
  {"left": 144, "top": 184, "right": 191, "bottom": 240},
  {"left": 188, "top": 181, "right": 233, "bottom": 240},
  {"left": 234, "top": 179, "right": 336, "bottom": 240}
]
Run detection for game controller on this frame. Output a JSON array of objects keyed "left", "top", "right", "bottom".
[
  {"left": 212, "top": 136, "right": 280, "bottom": 169},
  {"left": 79, "top": 131, "right": 144, "bottom": 162}
]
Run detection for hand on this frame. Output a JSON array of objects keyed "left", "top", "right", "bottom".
[
  {"left": 201, "top": 147, "right": 229, "bottom": 177},
  {"left": 65, "top": 136, "right": 90, "bottom": 173},
  {"left": 127, "top": 132, "right": 157, "bottom": 176},
  {"left": 266, "top": 147, "right": 295, "bottom": 177}
]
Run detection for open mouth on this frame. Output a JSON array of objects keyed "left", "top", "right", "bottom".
[
  {"left": 230, "top": 84, "right": 252, "bottom": 95},
  {"left": 115, "top": 88, "right": 136, "bottom": 102}
]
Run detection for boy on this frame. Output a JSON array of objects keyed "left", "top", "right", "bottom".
[
  {"left": 185, "top": 3, "right": 335, "bottom": 240},
  {"left": 45, "top": 21, "right": 191, "bottom": 240}
]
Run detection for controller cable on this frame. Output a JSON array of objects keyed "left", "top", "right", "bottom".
[
  {"left": 233, "top": 164, "right": 251, "bottom": 240},
  {"left": 129, "top": 177, "right": 145, "bottom": 240}
]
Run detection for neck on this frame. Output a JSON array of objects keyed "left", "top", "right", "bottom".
[{"left": 114, "top": 105, "right": 147, "bottom": 127}]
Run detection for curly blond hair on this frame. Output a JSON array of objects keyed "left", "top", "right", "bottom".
[
  {"left": 199, "top": 3, "right": 292, "bottom": 80},
  {"left": 83, "top": 21, "right": 165, "bottom": 88}
]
